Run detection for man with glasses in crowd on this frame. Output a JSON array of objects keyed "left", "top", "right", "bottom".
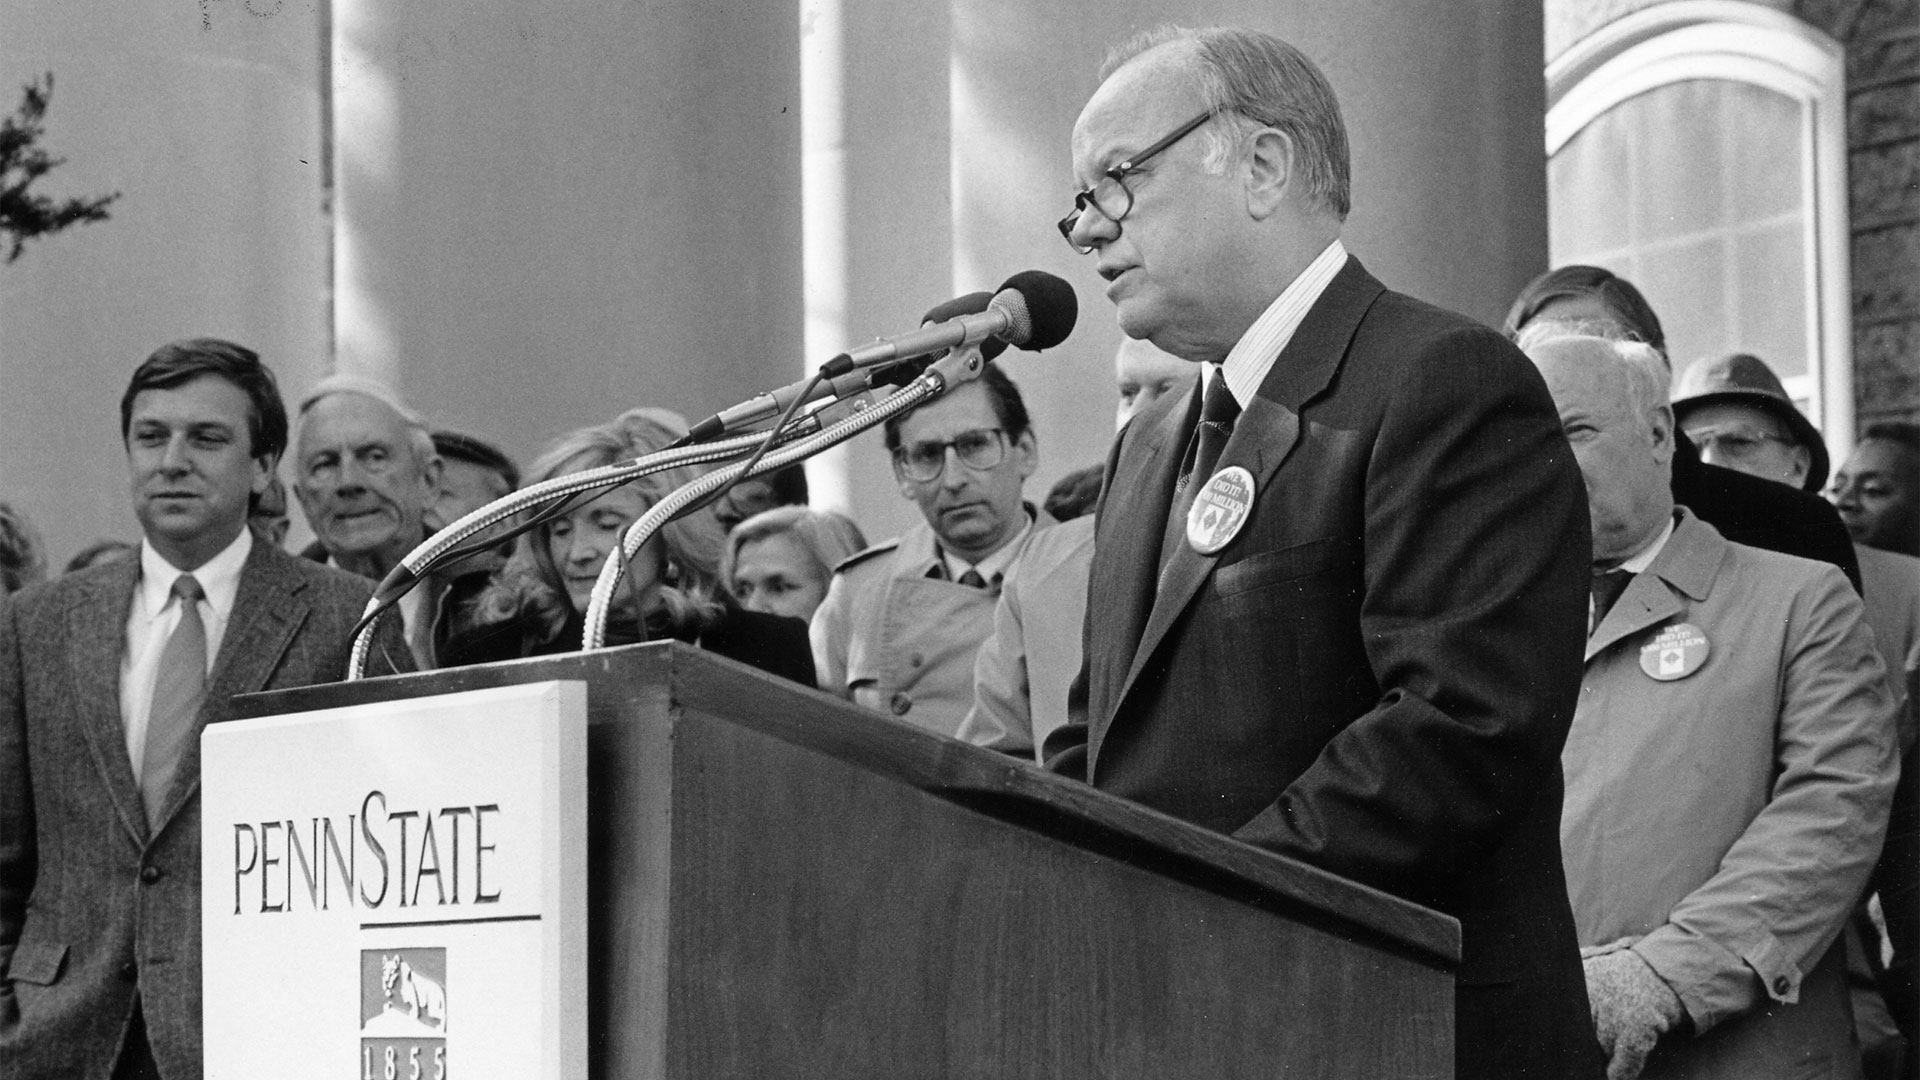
[
  {"left": 1046, "top": 26, "right": 1600, "bottom": 1077},
  {"left": 810, "top": 365, "right": 1053, "bottom": 739},
  {"left": 1672, "top": 352, "right": 1829, "bottom": 494}
]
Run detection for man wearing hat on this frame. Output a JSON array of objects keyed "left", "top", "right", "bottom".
[{"left": 1672, "top": 352, "right": 1830, "bottom": 494}]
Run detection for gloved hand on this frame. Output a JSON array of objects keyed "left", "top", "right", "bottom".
[{"left": 1583, "top": 937, "right": 1686, "bottom": 1080}]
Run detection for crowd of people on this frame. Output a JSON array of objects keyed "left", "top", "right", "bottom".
[{"left": 1, "top": 22, "right": 1916, "bottom": 1080}]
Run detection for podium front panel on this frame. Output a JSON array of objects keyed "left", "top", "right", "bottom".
[{"left": 233, "top": 642, "right": 1455, "bottom": 1079}]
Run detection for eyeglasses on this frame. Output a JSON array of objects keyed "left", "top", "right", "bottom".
[
  {"left": 1058, "top": 110, "right": 1216, "bottom": 253},
  {"left": 1685, "top": 426, "right": 1794, "bottom": 461},
  {"left": 892, "top": 427, "right": 1006, "bottom": 482}
]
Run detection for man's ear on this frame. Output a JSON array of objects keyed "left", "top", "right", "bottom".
[
  {"left": 1648, "top": 405, "right": 1676, "bottom": 464},
  {"left": 252, "top": 453, "right": 278, "bottom": 495},
  {"left": 1245, "top": 128, "right": 1295, "bottom": 220},
  {"left": 1012, "top": 430, "right": 1039, "bottom": 481}
]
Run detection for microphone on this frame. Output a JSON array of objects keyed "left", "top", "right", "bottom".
[
  {"left": 826, "top": 269, "right": 1078, "bottom": 373},
  {"left": 864, "top": 291, "right": 1007, "bottom": 390},
  {"left": 681, "top": 367, "right": 872, "bottom": 444},
  {"left": 681, "top": 272, "right": 1076, "bottom": 443}
]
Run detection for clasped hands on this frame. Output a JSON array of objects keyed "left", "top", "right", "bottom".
[{"left": 1583, "top": 937, "right": 1686, "bottom": 1080}]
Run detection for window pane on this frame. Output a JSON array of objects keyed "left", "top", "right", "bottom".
[
  {"left": 1548, "top": 115, "right": 1632, "bottom": 257},
  {"left": 1628, "top": 81, "right": 1729, "bottom": 244},
  {"left": 1732, "top": 219, "right": 1807, "bottom": 380},
  {"left": 1549, "top": 78, "right": 1809, "bottom": 384}
]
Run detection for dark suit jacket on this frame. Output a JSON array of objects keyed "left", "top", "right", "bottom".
[
  {"left": 1053, "top": 258, "right": 1600, "bottom": 1079},
  {"left": 0, "top": 540, "right": 408, "bottom": 1078}
]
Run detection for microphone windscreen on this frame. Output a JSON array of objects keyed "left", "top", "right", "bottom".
[
  {"left": 996, "top": 270, "right": 1078, "bottom": 351},
  {"left": 921, "top": 291, "right": 1008, "bottom": 362}
]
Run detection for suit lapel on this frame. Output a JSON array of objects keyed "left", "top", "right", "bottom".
[
  {"left": 64, "top": 559, "right": 149, "bottom": 845},
  {"left": 1087, "top": 384, "right": 1195, "bottom": 740},
  {"left": 150, "top": 544, "right": 310, "bottom": 834},
  {"left": 1585, "top": 512, "right": 1724, "bottom": 662},
  {"left": 1117, "top": 395, "right": 1300, "bottom": 713},
  {"left": 1585, "top": 578, "right": 1683, "bottom": 662},
  {"left": 1107, "top": 258, "right": 1384, "bottom": 729}
]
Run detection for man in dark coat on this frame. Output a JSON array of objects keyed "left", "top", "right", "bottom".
[{"left": 1049, "top": 26, "right": 1600, "bottom": 1079}]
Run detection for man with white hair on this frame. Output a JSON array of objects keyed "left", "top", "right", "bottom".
[
  {"left": 292, "top": 375, "right": 445, "bottom": 667},
  {"left": 1527, "top": 333, "right": 1897, "bottom": 1080}
]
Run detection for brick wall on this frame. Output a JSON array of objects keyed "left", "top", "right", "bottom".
[{"left": 1811, "top": 2, "right": 1920, "bottom": 427}]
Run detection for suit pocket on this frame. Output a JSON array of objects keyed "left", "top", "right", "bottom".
[
  {"left": 7, "top": 942, "right": 67, "bottom": 986},
  {"left": 1212, "top": 536, "right": 1360, "bottom": 597}
]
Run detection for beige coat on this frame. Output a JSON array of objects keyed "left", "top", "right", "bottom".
[
  {"left": 1563, "top": 510, "right": 1898, "bottom": 1079},
  {"left": 810, "top": 514, "right": 1054, "bottom": 739},
  {"left": 955, "top": 514, "right": 1095, "bottom": 761}
]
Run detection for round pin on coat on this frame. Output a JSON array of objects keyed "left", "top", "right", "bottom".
[
  {"left": 1639, "top": 622, "right": 1709, "bottom": 680},
  {"left": 1187, "top": 466, "right": 1255, "bottom": 555}
]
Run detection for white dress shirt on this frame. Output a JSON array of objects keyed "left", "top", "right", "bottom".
[
  {"left": 1211, "top": 238, "right": 1348, "bottom": 407},
  {"left": 120, "top": 527, "right": 252, "bottom": 778}
]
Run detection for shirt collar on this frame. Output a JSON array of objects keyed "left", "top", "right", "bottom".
[
  {"left": 138, "top": 526, "right": 252, "bottom": 620},
  {"left": 1613, "top": 513, "right": 1677, "bottom": 576},
  {"left": 938, "top": 509, "right": 1034, "bottom": 582},
  {"left": 1213, "top": 238, "right": 1348, "bottom": 408}
]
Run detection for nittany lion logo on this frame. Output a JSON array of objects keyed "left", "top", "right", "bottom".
[
  {"left": 383, "top": 955, "right": 448, "bottom": 1030},
  {"left": 361, "top": 947, "right": 449, "bottom": 1036}
]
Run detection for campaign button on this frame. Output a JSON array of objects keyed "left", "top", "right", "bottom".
[
  {"left": 1640, "top": 622, "right": 1709, "bottom": 680},
  {"left": 1187, "top": 466, "right": 1255, "bottom": 556}
]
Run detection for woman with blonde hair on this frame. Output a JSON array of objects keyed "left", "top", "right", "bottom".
[
  {"left": 721, "top": 506, "right": 867, "bottom": 622},
  {"left": 440, "top": 408, "right": 814, "bottom": 684}
]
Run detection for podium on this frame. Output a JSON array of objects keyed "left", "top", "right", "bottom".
[{"left": 230, "top": 642, "right": 1457, "bottom": 1078}]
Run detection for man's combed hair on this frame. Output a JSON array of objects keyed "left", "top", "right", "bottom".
[
  {"left": 1103, "top": 25, "right": 1351, "bottom": 220},
  {"left": 1610, "top": 339, "right": 1672, "bottom": 422},
  {"left": 119, "top": 337, "right": 288, "bottom": 462},
  {"left": 298, "top": 374, "right": 440, "bottom": 471},
  {"left": 882, "top": 363, "right": 1033, "bottom": 453},
  {"left": 1504, "top": 265, "right": 1669, "bottom": 359}
]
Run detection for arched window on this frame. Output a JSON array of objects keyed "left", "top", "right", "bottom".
[{"left": 1547, "top": 1, "right": 1852, "bottom": 450}]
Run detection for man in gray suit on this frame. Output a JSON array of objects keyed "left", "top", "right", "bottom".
[{"left": 0, "top": 339, "right": 408, "bottom": 1078}]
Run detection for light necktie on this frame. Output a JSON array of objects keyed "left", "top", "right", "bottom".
[
  {"left": 142, "top": 574, "right": 207, "bottom": 826},
  {"left": 1589, "top": 569, "right": 1634, "bottom": 635}
]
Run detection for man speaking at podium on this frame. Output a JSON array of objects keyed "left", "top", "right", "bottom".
[
  {"left": 1049, "top": 28, "right": 1599, "bottom": 1078},
  {"left": 0, "top": 341, "right": 406, "bottom": 1079}
]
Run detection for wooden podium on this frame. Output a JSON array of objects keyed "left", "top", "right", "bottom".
[{"left": 233, "top": 643, "right": 1457, "bottom": 1079}]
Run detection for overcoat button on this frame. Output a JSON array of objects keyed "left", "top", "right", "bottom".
[{"left": 140, "top": 865, "right": 162, "bottom": 884}]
